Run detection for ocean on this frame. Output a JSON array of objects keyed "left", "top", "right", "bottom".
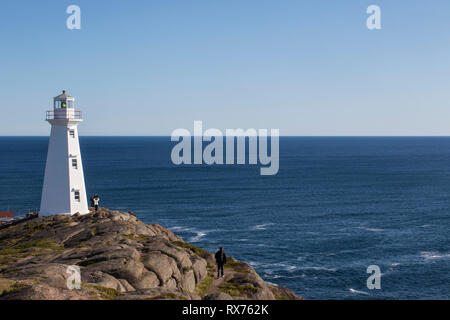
[{"left": 0, "top": 136, "right": 449, "bottom": 299}]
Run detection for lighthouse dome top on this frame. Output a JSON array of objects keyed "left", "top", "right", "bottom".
[{"left": 54, "top": 90, "right": 74, "bottom": 101}]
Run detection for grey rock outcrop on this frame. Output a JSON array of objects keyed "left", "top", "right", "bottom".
[{"left": 0, "top": 208, "right": 302, "bottom": 300}]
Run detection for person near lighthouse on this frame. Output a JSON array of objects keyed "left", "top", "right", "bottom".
[
  {"left": 93, "top": 194, "right": 100, "bottom": 212},
  {"left": 215, "top": 246, "right": 227, "bottom": 278}
]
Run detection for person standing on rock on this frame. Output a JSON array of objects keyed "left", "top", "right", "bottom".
[
  {"left": 215, "top": 246, "right": 227, "bottom": 278},
  {"left": 93, "top": 194, "right": 100, "bottom": 212}
]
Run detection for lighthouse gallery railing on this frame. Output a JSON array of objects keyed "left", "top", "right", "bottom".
[{"left": 46, "top": 110, "right": 82, "bottom": 120}]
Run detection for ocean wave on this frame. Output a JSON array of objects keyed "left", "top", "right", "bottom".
[
  {"left": 297, "top": 266, "right": 337, "bottom": 272},
  {"left": 256, "top": 243, "right": 289, "bottom": 249},
  {"left": 170, "top": 226, "right": 193, "bottom": 232},
  {"left": 301, "top": 274, "right": 318, "bottom": 279},
  {"left": 286, "top": 265, "right": 297, "bottom": 272},
  {"left": 271, "top": 262, "right": 295, "bottom": 271},
  {"left": 356, "top": 227, "right": 385, "bottom": 232},
  {"left": 251, "top": 223, "right": 275, "bottom": 231},
  {"left": 265, "top": 274, "right": 282, "bottom": 279},
  {"left": 349, "top": 288, "right": 369, "bottom": 295},
  {"left": 189, "top": 232, "right": 207, "bottom": 242},
  {"left": 251, "top": 261, "right": 297, "bottom": 272},
  {"left": 420, "top": 251, "right": 450, "bottom": 260},
  {"left": 248, "top": 261, "right": 263, "bottom": 267}
]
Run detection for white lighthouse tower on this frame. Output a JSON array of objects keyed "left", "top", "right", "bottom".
[{"left": 40, "top": 90, "right": 89, "bottom": 216}]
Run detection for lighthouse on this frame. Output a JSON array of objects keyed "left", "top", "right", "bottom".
[{"left": 40, "top": 90, "right": 89, "bottom": 216}]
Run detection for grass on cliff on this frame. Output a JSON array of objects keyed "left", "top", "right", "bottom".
[
  {"left": 273, "top": 291, "right": 297, "bottom": 300},
  {"left": 225, "top": 259, "right": 252, "bottom": 274},
  {"left": 0, "top": 239, "right": 63, "bottom": 266},
  {"left": 120, "top": 234, "right": 150, "bottom": 241},
  {"left": 23, "top": 222, "right": 56, "bottom": 233},
  {"left": 145, "top": 292, "right": 187, "bottom": 300},
  {"left": 11, "top": 239, "right": 62, "bottom": 251},
  {"left": 218, "top": 281, "right": 258, "bottom": 297},
  {"left": 82, "top": 283, "right": 121, "bottom": 300},
  {"left": 171, "top": 241, "right": 209, "bottom": 256},
  {"left": 193, "top": 273, "right": 214, "bottom": 297},
  {"left": 192, "top": 263, "right": 216, "bottom": 297},
  {"left": 0, "top": 279, "right": 25, "bottom": 297}
]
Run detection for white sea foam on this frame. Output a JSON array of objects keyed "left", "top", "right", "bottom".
[
  {"left": 249, "top": 261, "right": 262, "bottom": 267},
  {"left": 300, "top": 274, "right": 318, "bottom": 279},
  {"left": 297, "top": 266, "right": 337, "bottom": 272},
  {"left": 170, "top": 226, "right": 193, "bottom": 232},
  {"left": 251, "top": 223, "right": 275, "bottom": 231},
  {"left": 252, "top": 261, "right": 296, "bottom": 272},
  {"left": 349, "top": 288, "right": 369, "bottom": 295},
  {"left": 190, "top": 232, "right": 207, "bottom": 242},
  {"left": 420, "top": 251, "right": 450, "bottom": 260},
  {"left": 286, "top": 265, "right": 297, "bottom": 272},
  {"left": 356, "top": 227, "right": 384, "bottom": 232}
]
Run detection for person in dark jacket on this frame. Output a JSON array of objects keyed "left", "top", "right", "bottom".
[
  {"left": 93, "top": 194, "right": 100, "bottom": 212},
  {"left": 90, "top": 195, "right": 95, "bottom": 208},
  {"left": 215, "top": 246, "right": 227, "bottom": 278}
]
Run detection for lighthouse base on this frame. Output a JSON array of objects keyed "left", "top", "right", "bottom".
[{"left": 39, "top": 209, "right": 90, "bottom": 217}]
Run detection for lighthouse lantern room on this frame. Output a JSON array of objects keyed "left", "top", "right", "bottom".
[{"left": 40, "top": 90, "right": 89, "bottom": 216}]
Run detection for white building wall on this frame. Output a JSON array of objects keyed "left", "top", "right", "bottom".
[
  {"left": 40, "top": 120, "right": 89, "bottom": 216},
  {"left": 67, "top": 124, "right": 89, "bottom": 215}
]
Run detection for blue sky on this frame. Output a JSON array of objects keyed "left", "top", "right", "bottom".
[{"left": 0, "top": 0, "right": 449, "bottom": 135}]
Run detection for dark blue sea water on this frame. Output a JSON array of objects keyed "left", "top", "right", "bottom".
[{"left": 1, "top": 137, "right": 449, "bottom": 299}]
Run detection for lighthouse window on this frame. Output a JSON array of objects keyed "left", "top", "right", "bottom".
[
  {"left": 74, "top": 191, "right": 80, "bottom": 202},
  {"left": 72, "top": 159, "right": 78, "bottom": 169},
  {"left": 69, "top": 130, "right": 75, "bottom": 138}
]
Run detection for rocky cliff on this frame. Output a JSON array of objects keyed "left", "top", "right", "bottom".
[{"left": 0, "top": 208, "right": 302, "bottom": 300}]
